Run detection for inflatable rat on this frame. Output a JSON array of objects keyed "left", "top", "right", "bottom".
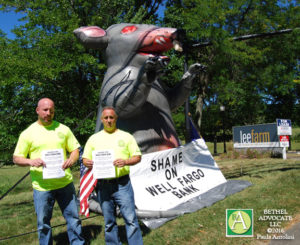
[{"left": 74, "top": 23, "right": 204, "bottom": 153}]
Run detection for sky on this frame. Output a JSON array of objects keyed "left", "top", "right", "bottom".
[
  {"left": 0, "top": 11, "right": 26, "bottom": 39},
  {"left": 0, "top": 8, "right": 165, "bottom": 39}
]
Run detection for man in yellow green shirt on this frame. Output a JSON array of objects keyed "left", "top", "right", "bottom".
[
  {"left": 83, "top": 106, "right": 143, "bottom": 245},
  {"left": 13, "top": 98, "right": 85, "bottom": 245}
]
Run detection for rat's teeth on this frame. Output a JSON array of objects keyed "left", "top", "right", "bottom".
[{"left": 173, "top": 40, "right": 183, "bottom": 52}]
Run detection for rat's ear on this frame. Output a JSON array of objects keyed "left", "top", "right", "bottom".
[{"left": 74, "top": 26, "right": 108, "bottom": 50}]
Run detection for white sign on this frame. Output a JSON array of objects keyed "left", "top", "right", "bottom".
[
  {"left": 42, "top": 149, "right": 65, "bottom": 179},
  {"left": 130, "top": 139, "right": 227, "bottom": 211},
  {"left": 234, "top": 142, "right": 280, "bottom": 148},
  {"left": 277, "top": 119, "right": 292, "bottom": 135},
  {"left": 92, "top": 150, "right": 116, "bottom": 179}
]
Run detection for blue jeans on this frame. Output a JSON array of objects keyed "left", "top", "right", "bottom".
[
  {"left": 33, "top": 182, "right": 85, "bottom": 245},
  {"left": 97, "top": 175, "right": 143, "bottom": 245}
]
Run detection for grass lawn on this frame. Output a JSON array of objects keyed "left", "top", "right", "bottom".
[{"left": 1, "top": 155, "right": 299, "bottom": 244}]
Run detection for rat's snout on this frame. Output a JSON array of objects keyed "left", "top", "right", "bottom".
[{"left": 139, "top": 27, "right": 184, "bottom": 54}]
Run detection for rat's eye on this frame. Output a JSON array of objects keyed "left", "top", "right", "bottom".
[{"left": 121, "top": 25, "right": 137, "bottom": 34}]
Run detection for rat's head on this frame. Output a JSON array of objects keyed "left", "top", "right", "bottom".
[{"left": 74, "top": 23, "right": 184, "bottom": 67}]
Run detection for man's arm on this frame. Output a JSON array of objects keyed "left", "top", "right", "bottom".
[
  {"left": 62, "top": 148, "right": 79, "bottom": 170},
  {"left": 113, "top": 155, "right": 141, "bottom": 168},
  {"left": 13, "top": 155, "right": 45, "bottom": 167}
]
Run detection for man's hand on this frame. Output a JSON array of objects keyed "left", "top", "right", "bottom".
[
  {"left": 30, "top": 158, "right": 46, "bottom": 167},
  {"left": 62, "top": 148, "right": 79, "bottom": 170},
  {"left": 113, "top": 155, "right": 141, "bottom": 168},
  {"left": 113, "top": 158, "right": 127, "bottom": 168},
  {"left": 83, "top": 158, "right": 94, "bottom": 169},
  {"left": 62, "top": 158, "right": 74, "bottom": 170}
]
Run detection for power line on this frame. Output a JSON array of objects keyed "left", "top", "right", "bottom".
[{"left": 191, "top": 28, "right": 298, "bottom": 49}]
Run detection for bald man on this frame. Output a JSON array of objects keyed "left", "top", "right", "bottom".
[{"left": 13, "top": 98, "right": 85, "bottom": 245}]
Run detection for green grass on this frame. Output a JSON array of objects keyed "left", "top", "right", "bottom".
[
  {"left": 292, "top": 127, "right": 300, "bottom": 136},
  {"left": 290, "top": 127, "right": 300, "bottom": 150},
  {"left": 0, "top": 166, "right": 32, "bottom": 196},
  {"left": 1, "top": 158, "right": 299, "bottom": 244}
]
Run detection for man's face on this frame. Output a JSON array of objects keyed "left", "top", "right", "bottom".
[
  {"left": 101, "top": 109, "right": 117, "bottom": 133},
  {"left": 36, "top": 99, "right": 55, "bottom": 126}
]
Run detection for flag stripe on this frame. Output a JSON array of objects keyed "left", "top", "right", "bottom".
[
  {"left": 80, "top": 171, "right": 94, "bottom": 199},
  {"left": 80, "top": 177, "right": 96, "bottom": 201},
  {"left": 80, "top": 169, "right": 93, "bottom": 188},
  {"left": 79, "top": 167, "right": 97, "bottom": 217}
]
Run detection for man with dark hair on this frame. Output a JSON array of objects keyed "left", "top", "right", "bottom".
[{"left": 83, "top": 106, "right": 143, "bottom": 245}]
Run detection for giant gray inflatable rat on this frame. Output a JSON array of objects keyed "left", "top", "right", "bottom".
[{"left": 74, "top": 23, "right": 204, "bottom": 153}]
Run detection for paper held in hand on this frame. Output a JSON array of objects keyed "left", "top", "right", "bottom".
[
  {"left": 42, "top": 149, "right": 65, "bottom": 179},
  {"left": 92, "top": 150, "right": 116, "bottom": 179}
]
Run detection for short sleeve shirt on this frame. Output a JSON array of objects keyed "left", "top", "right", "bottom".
[
  {"left": 82, "top": 129, "right": 141, "bottom": 178},
  {"left": 14, "top": 121, "right": 80, "bottom": 191}
]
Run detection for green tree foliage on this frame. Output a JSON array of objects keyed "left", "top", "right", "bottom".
[
  {"left": 0, "top": 0, "right": 163, "bottom": 163},
  {"left": 163, "top": 0, "right": 299, "bottom": 140},
  {"left": 0, "top": 0, "right": 299, "bottom": 163}
]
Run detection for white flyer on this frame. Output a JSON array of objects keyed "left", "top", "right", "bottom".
[
  {"left": 92, "top": 150, "right": 116, "bottom": 179},
  {"left": 42, "top": 149, "right": 65, "bottom": 179}
]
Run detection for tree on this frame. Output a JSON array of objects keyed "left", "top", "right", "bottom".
[
  {"left": 0, "top": 0, "right": 299, "bottom": 164},
  {"left": 0, "top": 0, "right": 163, "bottom": 163},
  {"left": 163, "top": 0, "right": 299, "bottom": 140}
]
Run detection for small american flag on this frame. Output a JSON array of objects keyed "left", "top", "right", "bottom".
[{"left": 79, "top": 147, "right": 97, "bottom": 217}]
